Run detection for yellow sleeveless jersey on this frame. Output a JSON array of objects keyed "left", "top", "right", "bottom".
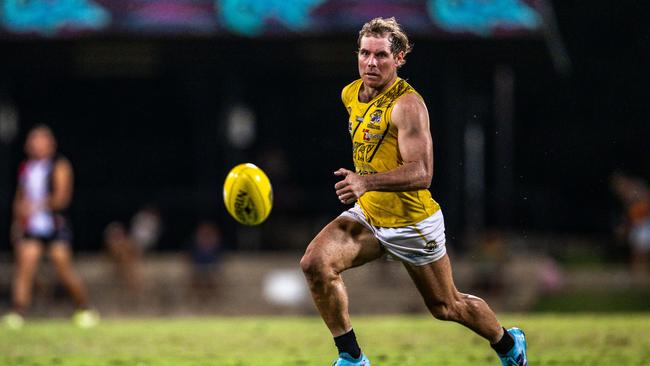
[{"left": 341, "top": 78, "right": 440, "bottom": 227}]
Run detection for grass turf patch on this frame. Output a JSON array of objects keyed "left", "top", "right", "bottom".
[{"left": 1, "top": 314, "right": 649, "bottom": 365}]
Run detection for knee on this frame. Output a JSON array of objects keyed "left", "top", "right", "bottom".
[
  {"left": 427, "top": 296, "right": 468, "bottom": 322},
  {"left": 300, "top": 252, "right": 323, "bottom": 278},
  {"left": 428, "top": 301, "right": 457, "bottom": 321},
  {"left": 300, "top": 250, "right": 335, "bottom": 286},
  {"left": 428, "top": 295, "right": 482, "bottom": 322}
]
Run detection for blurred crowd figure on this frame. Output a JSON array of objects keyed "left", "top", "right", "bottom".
[
  {"left": 104, "top": 221, "right": 142, "bottom": 296},
  {"left": 610, "top": 172, "right": 650, "bottom": 275},
  {"left": 469, "top": 230, "right": 564, "bottom": 309},
  {"left": 3, "top": 125, "right": 98, "bottom": 329},
  {"left": 130, "top": 206, "right": 162, "bottom": 253},
  {"left": 186, "top": 221, "right": 223, "bottom": 305},
  {"left": 469, "top": 230, "right": 507, "bottom": 298},
  {"left": 103, "top": 206, "right": 162, "bottom": 302}
]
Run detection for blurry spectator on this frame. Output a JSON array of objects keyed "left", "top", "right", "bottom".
[
  {"left": 610, "top": 172, "right": 650, "bottom": 275},
  {"left": 3, "top": 125, "right": 98, "bottom": 329},
  {"left": 469, "top": 230, "right": 507, "bottom": 297},
  {"left": 104, "top": 221, "right": 142, "bottom": 295},
  {"left": 187, "top": 221, "right": 224, "bottom": 302},
  {"left": 130, "top": 206, "right": 162, "bottom": 253},
  {"left": 536, "top": 256, "right": 564, "bottom": 294}
]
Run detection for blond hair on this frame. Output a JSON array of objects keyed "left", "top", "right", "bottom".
[{"left": 358, "top": 17, "right": 413, "bottom": 66}]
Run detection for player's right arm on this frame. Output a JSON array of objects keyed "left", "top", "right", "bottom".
[{"left": 334, "top": 92, "right": 433, "bottom": 204}]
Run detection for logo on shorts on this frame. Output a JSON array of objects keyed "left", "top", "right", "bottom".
[{"left": 425, "top": 240, "right": 439, "bottom": 250}]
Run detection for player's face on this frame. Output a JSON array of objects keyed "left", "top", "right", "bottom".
[
  {"left": 25, "top": 128, "right": 56, "bottom": 159},
  {"left": 358, "top": 35, "right": 404, "bottom": 91}
]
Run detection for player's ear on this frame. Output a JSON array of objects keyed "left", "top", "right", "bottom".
[{"left": 394, "top": 51, "right": 405, "bottom": 67}]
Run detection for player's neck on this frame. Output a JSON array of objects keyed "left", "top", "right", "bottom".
[{"left": 359, "top": 75, "right": 398, "bottom": 102}]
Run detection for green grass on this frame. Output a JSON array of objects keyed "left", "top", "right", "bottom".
[{"left": 1, "top": 314, "right": 650, "bottom": 365}]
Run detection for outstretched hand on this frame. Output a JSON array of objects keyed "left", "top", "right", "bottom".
[{"left": 334, "top": 168, "right": 367, "bottom": 204}]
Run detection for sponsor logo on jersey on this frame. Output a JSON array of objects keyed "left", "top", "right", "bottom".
[
  {"left": 353, "top": 141, "right": 377, "bottom": 163},
  {"left": 370, "top": 110, "right": 382, "bottom": 124},
  {"left": 354, "top": 162, "right": 377, "bottom": 176},
  {"left": 362, "top": 129, "right": 384, "bottom": 141},
  {"left": 366, "top": 110, "right": 383, "bottom": 130}
]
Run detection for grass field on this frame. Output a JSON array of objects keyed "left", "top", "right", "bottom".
[{"left": 1, "top": 314, "right": 649, "bottom": 365}]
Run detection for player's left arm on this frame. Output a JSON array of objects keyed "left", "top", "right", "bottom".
[
  {"left": 335, "top": 93, "right": 433, "bottom": 204},
  {"left": 48, "top": 157, "right": 74, "bottom": 211}
]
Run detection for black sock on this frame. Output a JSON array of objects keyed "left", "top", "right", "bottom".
[
  {"left": 334, "top": 329, "right": 361, "bottom": 359},
  {"left": 491, "top": 327, "right": 515, "bottom": 355}
]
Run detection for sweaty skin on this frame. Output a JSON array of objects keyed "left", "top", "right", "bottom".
[
  {"left": 302, "top": 32, "right": 504, "bottom": 347},
  {"left": 334, "top": 92, "right": 433, "bottom": 204}
]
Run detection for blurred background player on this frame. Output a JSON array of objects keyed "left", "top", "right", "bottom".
[
  {"left": 3, "top": 125, "right": 98, "bottom": 329},
  {"left": 186, "top": 221, "right": 224, "bottom": 309},
  {"left": 610, "top": 172, "right": 650, "bottom": 276},
  {"left": 300, "top": 18, "right": 527, "bottom": 366},
  {"left": 129, "top": 205, "right": 162, "bottom": 254},
  {"left": 104, "top": 221, "right": 143, "bottom": 299}
]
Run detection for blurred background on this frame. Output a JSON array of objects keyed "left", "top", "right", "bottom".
[{"left": 0, "top": 0, "right": 648, "bottom": 317}]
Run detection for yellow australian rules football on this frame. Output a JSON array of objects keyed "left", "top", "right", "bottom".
[{"left": 223, "top": 163, "right": 273, "bottom": 225}]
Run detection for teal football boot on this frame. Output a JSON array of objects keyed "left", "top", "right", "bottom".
[
  {"left": 498, "top": 327, "right": 528, "bottom": 366},
  {"left": 332, "top": 352, "right": 370, "bottom": 366}
]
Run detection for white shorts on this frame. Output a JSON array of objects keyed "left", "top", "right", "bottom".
[{"left": 340, "top": 205, "right": 447, "bottom": 266}]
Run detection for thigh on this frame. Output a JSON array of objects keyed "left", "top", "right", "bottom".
[
  {"left": 48, "top": 241, "right": 73, "bottom": 267},
  {"left": 402, "top": 254, "right": 459, "bottom": 305},
  {"left": 15, "top": 239, "right": 44, "bottom": 267},
  {"left": 305, "top": 216, "right": 384, "bottom": 272}
]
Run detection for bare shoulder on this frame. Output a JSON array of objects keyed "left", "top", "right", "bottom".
[
  {"left": 54, "top": 156, "right": 73, "bottom": 173},
  {"left": 391, "top": 92, "right": 429, "bottom": 129}
]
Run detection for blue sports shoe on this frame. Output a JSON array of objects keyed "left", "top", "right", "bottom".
[
  {"left": 332, "top": 352, "right": 370, "bottom": 366},
  {"left": 498, "top": 327, "right": 528, "bottom": 366}
]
